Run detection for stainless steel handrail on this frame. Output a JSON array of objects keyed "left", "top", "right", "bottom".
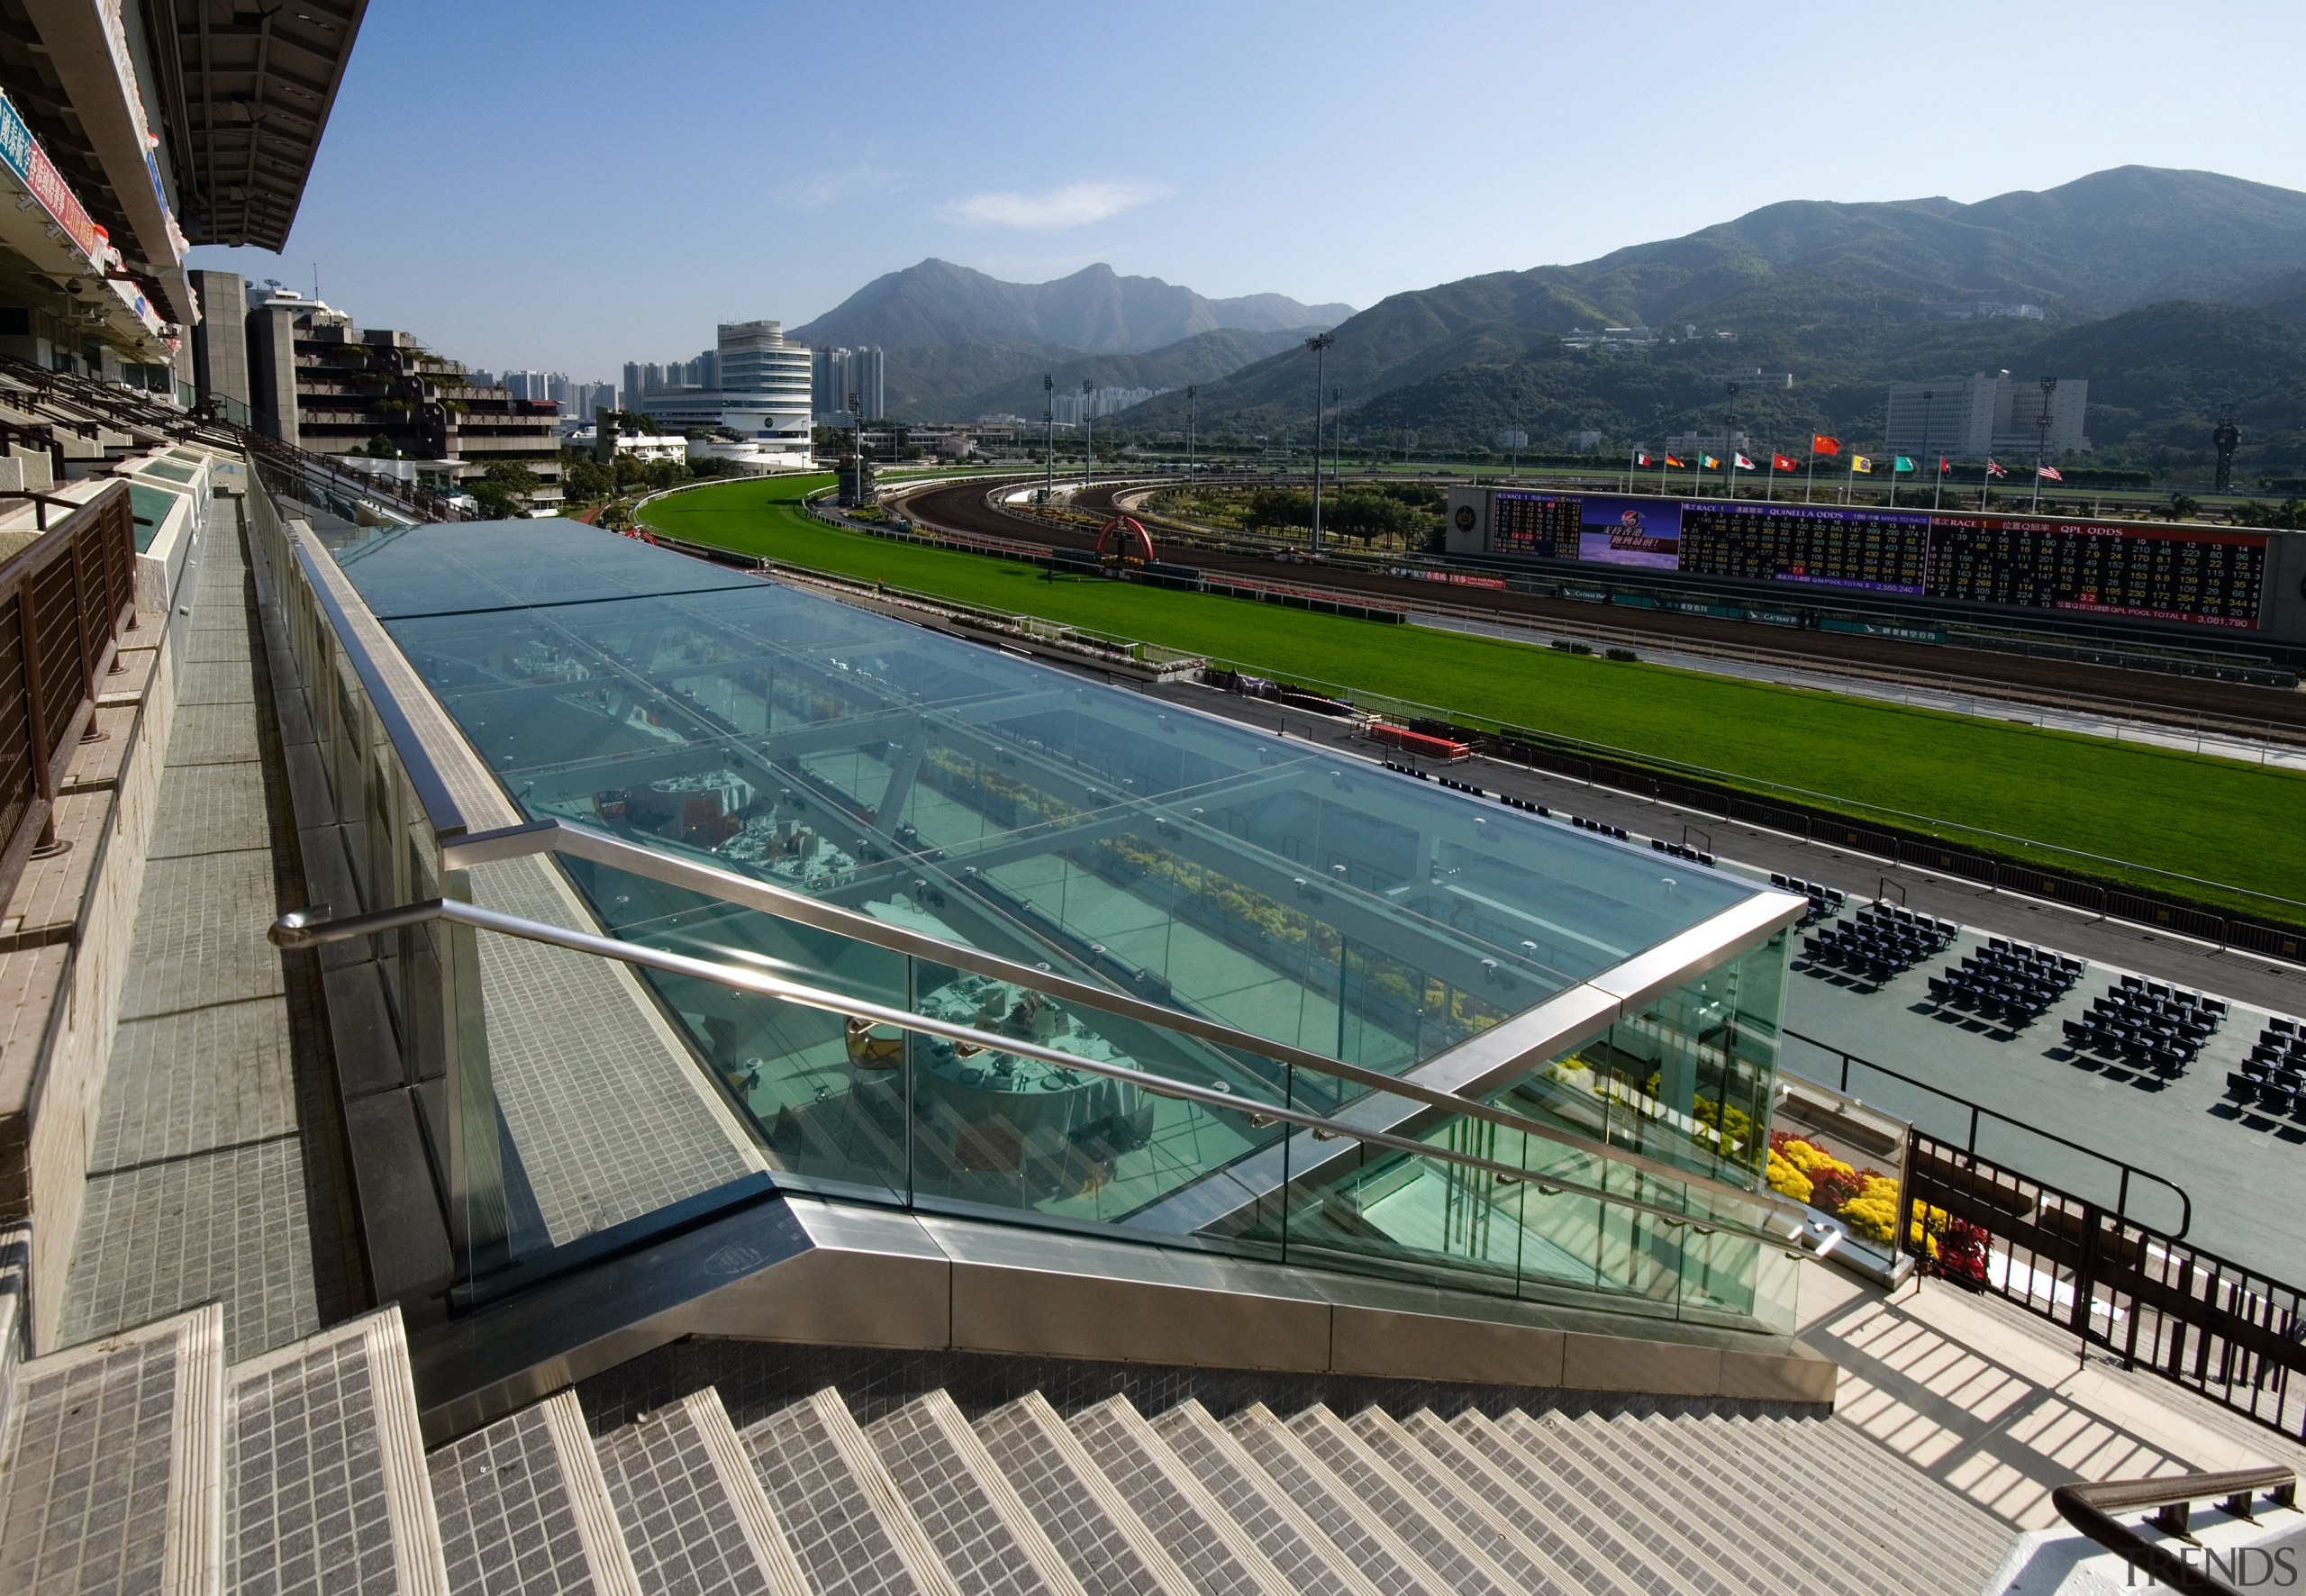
[
  {"left": 270, "top": 894, "right": 1835, "bottom": 1258},
  {"left": 439, "top": 816, "right": 1811, "bottom": 1231},
  {"left": 2053, "top": 1467, "right": 2298, "bottom": 1596}
]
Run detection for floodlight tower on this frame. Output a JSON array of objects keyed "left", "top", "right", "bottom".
[
  {"left": 1042, "top": 374, "right": 1055, "bottom": 507},
  {"left": 2031, "top": 376, "right": 2057, "bottom": 512},
  {"left": 1082, "top": 379, "right": 1095, "bottom": 491},
  {"left": 1304, "top": 332, "right": 1334, "bottom": 552},
  {"left": 2213, "top": 411, "right": 2241, "bottom": 496},
  {"left": 1185, "top": 385, "right": 1196, "bottom": 480},
  {"left": 1723, "top": 381, "right": 1739, "bottom": 499}
]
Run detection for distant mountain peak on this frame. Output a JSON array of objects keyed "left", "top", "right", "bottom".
[{"left": 792, "top": 258, "right": 1352, "bottom": 354}]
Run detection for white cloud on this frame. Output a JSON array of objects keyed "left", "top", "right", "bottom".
[
  {"left": 778, "top": 162, "right": 898, "bottom": 210},
  {"left": 938, "top": 180, "right": 1167, "bottom": 230}
]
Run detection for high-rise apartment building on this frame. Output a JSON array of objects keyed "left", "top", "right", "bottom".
[{"left": 812, "top": 345, "right": 887, "bottom": 421}]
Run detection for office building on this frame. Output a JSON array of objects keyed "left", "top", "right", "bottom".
[
  {"left": 638, "top": 320, "right": 813, "bottom": 468},
  {"left": 1884, "top": 372, "right": 2091, "bottom": 458}
]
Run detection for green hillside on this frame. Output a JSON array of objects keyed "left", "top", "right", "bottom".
[{"left": 643, "top": 476, "right": 2306, "bottom": 915}]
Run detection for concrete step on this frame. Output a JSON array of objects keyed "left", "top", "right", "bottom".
[
  {"left": 227, "top": 1305, "right": 445, "bottom": 1595},
  {"left": 1143, "top": 1399, "right": 1403, "bottom": 1596},
  {"left": 426, "top": 1389, "right": 641, "bottom": 1596},
  {"left": 737, "top": 1387, "right": 962, "bottom": 1596},
  {"left": 1653, "top": 1414, "right": 1953, "bottom": 1595},
  {"left": 0, "top": 1303, "right": 222, "bottom": 1596},
  {"left": 1221, "top": 1403, "right": 1517, "bottom": 1596},
  {"left": 971, "top": 1391, "right": 1197, "bottom": 1595},
  {"left": 1430, "top": 1407, "right": 1752, "bottom": 1596},
  {"left": 864, "top": 1389, "right": 1087, "bottom": 1596},
  {"left": 593, "top": 1389, "right": 809, "bottom": 1596},
  {"left": 1701, "top": 1410, "right": 2012, "bottom": 1582},
  {"left": 1506, "top": 1410, "right": 1877, "bottom": 1596},
  {"left": 1162, "top": 1401, "right": 1430, "bottom": 1586},
  {"left": 1312, "top": 1403, "right": 1582, "bottom": 1596},
  {"left": 1064, "top": 1397, "right": 1294, "bottom": 1596}
]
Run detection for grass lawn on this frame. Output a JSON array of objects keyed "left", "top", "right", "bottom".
[{"left": 643, "top": 476, "right": 2306, "bottom": 911}]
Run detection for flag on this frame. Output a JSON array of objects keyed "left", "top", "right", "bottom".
[
  {"left": 1850, "top": 455, "right": 1874, "bottom": 474},
  {"left": 1733, "top": 452, "right": 1755, "bottom": 470},
  {"left": 1665, "top": 454, "right": 1685, "bottom": 468},
  {"left": 1636, "top": 452, "right": 1652, "bottom": 467},
  {"left": 1892, "top": 456, "right": 1915, "bottom": 475},
  {"left": 1811, "top": 433, "right": 1841, "bottom": 457},
  {"left": 1701, "top": 454, "right": 1720, "bottom": 470},
  {"left": 2038, "top": 465, "right": 2064, "bottom": 482},
  {"left": 1938, "top": 456, "right": 1951, "bottom": 475},
  {"left": 1771, "top": 453, "right": 1798, "bottom": 472},
  {"left": 1984, "top": 459, "right": 2006, "bottom": 478}
]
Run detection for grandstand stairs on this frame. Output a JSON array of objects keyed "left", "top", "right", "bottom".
[{"left": 0, "top": 1272, "right": 2095, "bottom": 1596}]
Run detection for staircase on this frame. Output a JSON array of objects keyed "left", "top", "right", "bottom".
[{"left": 0, "top": 1294, "right": 2087, "bottom": 1596}]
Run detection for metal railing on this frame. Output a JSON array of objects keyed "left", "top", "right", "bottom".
[
  {"left": 0, "top": 480, "right": 138, "bottom": 905},
  {"left": 269, "top": 886, "right": 1826, "bottom": 1257},
  {"left": 1786, "top": 1029, "right": 2191, "bottom": 1236},
  {"left": 2054, "top": 1468, "right": 2297, "bottom": 1596},
  {"left": 1904, "top": 1134, "right": 2306, "bottom": 1445}
]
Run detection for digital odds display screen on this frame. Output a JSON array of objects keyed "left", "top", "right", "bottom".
[{"left": 1485, "top": 492, "right": 2270, "bottom": 629}]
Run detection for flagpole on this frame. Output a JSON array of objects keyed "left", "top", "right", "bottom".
[
  {"left": 1844, "top": 456, "right": 1855, "bottom": 505},
  {"left": 1805, "top": 444, "right": 1816, "bottom": 504},
  {"left": 1625, "top": 445, "right": 1635, "bottom": 495},
  {"left": 1933, "top": 456, "right": 1944, "bottom": 513}
]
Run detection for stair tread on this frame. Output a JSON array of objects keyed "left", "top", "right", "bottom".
[
  {"left": 1221, "top": 1405, "right": 1516, "bottom": 1596},
  {"left": 1144, "top": 1401, "right": 1401, "bottom": 1596},
  {"left": 428, "top": 1390, "right": 640, "bottom": 1596},
  {"left": 1511, "top": 1412, "right": 1873, "bottom": 1596},
  {"left": 0, "top": 1304, "right": 222, "bottom": 1596},
  {"left": 1065, "top": 1398, "right": 1291, "bottom": 1596},
  {"left": 227, "top": 1305, "right": 447, "bottom": 1596},
  {"left": 594, "top": 1390, "right": 808, "bottom": 1596},
  {"left": 972, "top": 1392, "right": 1196, "bottom": 1596},
  {"left": 737, "top": 1388, "right": 960, "bottom": 1596},
  {"left": 864, "top": 1391, "right": 1086, "bottom": 1596},
  {"left": 1318, "top": 1406, "right": 1585, "bottom": 1596}
]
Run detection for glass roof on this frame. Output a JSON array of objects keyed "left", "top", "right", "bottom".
[{"left": 322, "top": 520, "right": 1767, "bottom": 1076}]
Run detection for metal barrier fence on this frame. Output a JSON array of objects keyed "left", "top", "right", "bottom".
[
  {"left": 1904, "top": 1131, "right": 2306, "bottom": 1445},
  {"left": 0, "top": 480, "right": 137, "bottom": 904}
]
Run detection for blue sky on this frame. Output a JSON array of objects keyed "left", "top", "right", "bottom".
[{"left": 187, "top": 0, "right": 2306, "bottom": 379}]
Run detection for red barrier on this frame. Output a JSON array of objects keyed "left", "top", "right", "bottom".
[{"left": 1369, "top": 722, "right": 1472, "bottom": 760}]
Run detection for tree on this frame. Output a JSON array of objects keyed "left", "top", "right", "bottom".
[
  {"left": 2164, "top": 493, "right": 2201, "bottom": 521},
  {"left": 362, "top": 433, "right": 399, "bottom": 459},
  {"left": 468, "top": 459, "right": 540, "bottom": 519},
  {"left": 562, "top": 452, "right": 613, "bottom": 503}
]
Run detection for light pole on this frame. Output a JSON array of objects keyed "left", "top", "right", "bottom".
[
  {"left": 1723, "top": 382, "right": 1739, "bottom": 499},
  {"left": 2031, "top": 376, "right": 2057, "bottom": 512},
  {"left": 1304, "top": 332, "right": 1333, "bottom": 552},
  {"left": 1082, "top": 379, "right": 1095, "bottom": 492},
  {"left": 1185, "top": 384, "right": 1196, "bottom": 481},
  {"left": 1331, "top": 385, "right": 1344, "bottom": 486},
  {"left": 1508, "top": 384, "right": 1522, "bottom": 478},
  {"left": 1920, "top": 388, "right": 1937, "bottom": 512},
  {"left": 1042, "top": 373, "right": 1054, "bottom": 508}
]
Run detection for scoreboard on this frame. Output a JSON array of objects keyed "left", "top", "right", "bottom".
[
  {"left": 1484, "top": 492, "right": 2272, "bottom": 630},
  {"left": 1492, "top": 491, "right": 1579, "bottom": 559},
  {"left": 1925, "top": 517, "right": 2265, "bottom": 628},
  {"left": 1680, "top": 504, "right": 1929, "bottom": 595}
]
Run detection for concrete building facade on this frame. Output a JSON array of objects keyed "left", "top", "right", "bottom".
[
  {"left": 1884, "top": 372, "right": 2091, "bottom": 459},
  {"left": 640, "top": 319, "right": 813, "bottom": 469}
]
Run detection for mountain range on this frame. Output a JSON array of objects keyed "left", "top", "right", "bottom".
[
  {"left": 1100, "top": 168, "right": 2306, "bottom": 476},
  {"left": 791, "top": 260, "right": 1350, "bottom": 417}
]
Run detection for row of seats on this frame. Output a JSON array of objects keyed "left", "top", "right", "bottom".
[
  {"left": 1929, "top": 940, "right": 2081, "bottom": 1026},
  {"left": 1802, "top": 902, "right": 1956, "bottom": 984},
  {"left": 1568, "top": 814, "right": 1630, "bottom": 843},
  {"left": 1651, "top": 839, "right": 1717, "bottom": 868},
  {"left": 2229, "top": 1057, "right": 2306, "bottom": 1117},
  {"left": 1771, "top": 873, "right": 1847, "bottom": 925}
]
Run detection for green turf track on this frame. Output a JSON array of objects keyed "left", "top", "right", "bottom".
[{"left": 641, "top": 475, "right": 2306, "bottom": 913}]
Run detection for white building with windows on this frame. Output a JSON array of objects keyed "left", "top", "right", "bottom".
[
  {"left": 639, "top": 320, "right": 814, "bottom": 469},
  {"left": 1885, "top": 372, "right": 2090, "bottom": 458}
]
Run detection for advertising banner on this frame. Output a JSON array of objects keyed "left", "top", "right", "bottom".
[
  {"left": 1576, "top": 495, "right": 1683, "bottom": 569},
  {"left": 0, "top": 88, "right": 107, "bottom": 268}
]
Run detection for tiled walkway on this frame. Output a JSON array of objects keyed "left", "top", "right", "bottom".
[{"left": 59, "top": 504, "right": 362, "bottom": 1363}]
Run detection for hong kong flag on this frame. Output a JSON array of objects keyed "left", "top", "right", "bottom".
[
  {"left": 1771, "top": 453, "right": 1798, "bottom": 472},
  {"left": 1938, "top": 456, "right": 1952, "bottom": 474}
]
